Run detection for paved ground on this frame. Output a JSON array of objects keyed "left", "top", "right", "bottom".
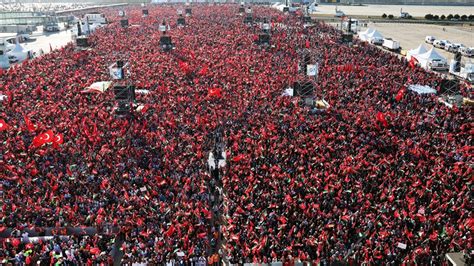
[
  {"left": 359, "top": 23, "right": 474, "bottom": 61},
  {"left": 315, "top": 4, "right": 474, "bottom": 17},
  {"left": 1, "top": 24, "right": 73, "bottom": 56}
]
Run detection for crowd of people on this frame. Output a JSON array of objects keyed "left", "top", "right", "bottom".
[
  {"left": 1, "top": 4, "right": 472, "bottom": 265},
  {"left": 0, "top": 3, "right": 96, "bottom": 13}
]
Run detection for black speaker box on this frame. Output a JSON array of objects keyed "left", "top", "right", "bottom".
[
  {"left": 120, "top": 19, "right": 128, "bottom": 28},
  {"left": 76, "top": 37, "right": 89, "bottom": 47},
  {"left": 342, "top": 33, "right": 353, "bottom": 43},
  {"left": 160, "top": 36, "right": 172, "bottom": 46},
  {"left": 244, "top": 16, "right": 253, "bottom": 24},
  {"left": 258, "top": 34, "right": 270, "bottom": 45}
]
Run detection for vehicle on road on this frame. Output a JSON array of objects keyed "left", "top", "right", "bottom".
[
  {"left": 425, "top": 36, "right": 436, "bottom": 44},
  {"left": 370, "top": 36, "right": 384, "bottom": 45},
  {"left": 445, "top": 43, "right": 465, "bottom": 53},
  {"left": 428, "top": 58, "right": 449, "bottom": 71},
  {"left": 383, "top": 38, "right": 400, "bottom": 51},
  {"left": 460, "top": 47, "right": 474, "bottom": 57},
  {"left": 433, "top": 40, "right": 450, "bottom": 49}
]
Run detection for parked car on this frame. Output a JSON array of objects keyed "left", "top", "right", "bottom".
[
  {"left": 425, "top": 36, "right": 436, "bottom": 44},
  {"left": 400, "top": 12, "right": 412, "bottom": 19},
  {"left": 428, "top": 59, "right": 448, "bottom": 71},
  {"left": 460, "top": 47, "right": 474, "bottom": 57},
  {"left": 370, "top": 36, "right": 384, "bottom": 45},
  {"left": 445, "top": 43, "right": 465, "bottom": 53},
  {"left": 433, "top": 40, "right": 450, "bottom": 49}
]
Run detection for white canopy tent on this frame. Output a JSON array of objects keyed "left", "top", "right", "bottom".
[
  {"left": 365, "top": 29, "right": 383, "bottom": 41},
  {"left": 406, "top": 44, "right": 428, "bottom": 61},
  {"left": 0, "top": 39, "right": 15, "bottom": 53},
  {"left": 0, "top": 54, "right": 10, "bottom": 69},
  {"left": 7, "top": 43, "right": 31, "bottom": 62},
  {"left": 413, "top": 48, "right": 447, "bottom": 69},
  {"left": 358, "top": 28, "right": 374, "bottom": 41}
]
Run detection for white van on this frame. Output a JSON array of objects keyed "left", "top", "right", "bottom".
[
  {"left": 445, "top": 43, "right": 465, "bottom": 53},
  {"left": 460, "top": 47, "right": 474, "bottom": 57},
  {"left": 425, "top": 36, "right": 436, "bottom": 44},
  {"left": 434, "top": 40, "right": 450, "bottom": 49}
]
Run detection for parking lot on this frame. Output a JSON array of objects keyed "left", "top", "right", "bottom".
[
  {"left": 316, "top": 4, "right": 474, "bottom": 17},
  {"left": 358, "top": 23, "right": 474, "bottom": 62}
]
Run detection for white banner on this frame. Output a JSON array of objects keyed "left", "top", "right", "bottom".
[
  {"left": 109, "top": 67, "right": 123, "bottom": 80},
  {"left": 307, "top": 63, "right": 318, "bottom": 76}
]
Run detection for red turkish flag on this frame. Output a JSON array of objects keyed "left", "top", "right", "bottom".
[
  {"left": 208, "top": 88, "right": 223, "bottom": 98},
  {"left": 90, "top": 247, "right": 100, "bottom": 255},
  {"left": 53, "top": 133, "right": 64, "bottom": 148},
  {"left": 32, "top": 130, "right": 54, "bottom": 148},
  {"left": 24, "top": 115, "right": 36, "bottom": 132},
  {"left": 165, "top": 224, "right": 175, "bottom": 237},
  {"left": 202, "top": 208, "right": 212, "bottom": 219},
  {"left": 0, "top": 119, "right": 9, "bottom": 131},
  {"left": 409, "top": 57, "right": 418, "bottom": 69},
  {"left": 198, "top": 65, "right": 209, "bottom": 76},
  {"left": 305, "top": 39, "right": 310, "bottom": 48},
  {"left": 376, "top": 112, "right": 389, "bottom": 128},
  {"left": 395, "top": 88, "right": 405, "bottom": 102},
  {"left": 232, "top": 154, "right": 245, "bottom": 162}
]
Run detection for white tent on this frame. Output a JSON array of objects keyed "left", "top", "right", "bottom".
[
  {"left": 0, "top": 53, "right": 10, "bottom": 69},
  {"left": 7, "top": 43, "right": 30, "bottom": 62},
  {"left": 365, "top": 29, "right": 383, "bottom": 41},
  {"left": 0, "top": 39, "right": 15, "bottom": 53},
  {"left": 358, "top": 28, "right": 374, "bottom": 41},
  {"left": 407, "top": 44, "right": 428, "bottom": 60},
  {"left": 413, "top": 48, "right": 446, "bottom": 69}
]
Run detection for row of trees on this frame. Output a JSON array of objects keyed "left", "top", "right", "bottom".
[
  {"left": 425, "top": 14, "right": 474, "bottom": 21},
  {"left": 381, "top": 14, "right": 394, "bottom": 19},
  {"left": 381, "top": 13, "right": 474, "bottom": 21}
]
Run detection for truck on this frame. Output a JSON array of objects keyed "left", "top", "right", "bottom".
[
  {"left": 382, "top": 38, "right": 400, "bottom": 51},
  {"left": 335, "top": 7, "right": 345, "bottom": 17},
  {"left": 84, "top": 13, "right": 107, "bottom": 25},
  {"left": 399, "top": 9, "right": 412, "bottom": 19},
  {"left": 428, "top": 59, "right": 449, "bottom": 71},
  {"left": 44, "top": 21, "right": 60, "bottom": 32}
]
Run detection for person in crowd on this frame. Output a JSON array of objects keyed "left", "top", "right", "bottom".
[{"left": 0, "top": 4, "right": 471, "bottom": 265}]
